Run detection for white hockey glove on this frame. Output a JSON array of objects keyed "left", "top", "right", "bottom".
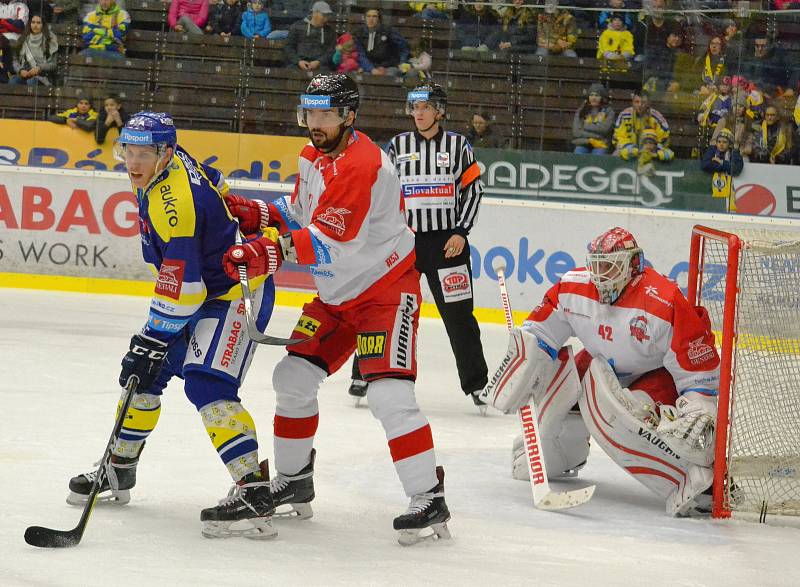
[
  {"left": 656, "top": 391, "right": 717, "bottom": 466},
  {"left": 478, "top": 327, "right": 558, "bottom": 414}
]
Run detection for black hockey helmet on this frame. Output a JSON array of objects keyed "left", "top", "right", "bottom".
[
  {"left": 406, "top": 82, "right": 447, "bottom": 115},
  {"left": 297, "top": 73, "right": 360, "bottom": 127}
]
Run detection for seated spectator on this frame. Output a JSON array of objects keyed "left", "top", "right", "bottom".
[
  {"left": 731, "top": 75, "right": 765, "bottom": 122},
  {"left": 268, "top": 0, "right": 313, "bottom": 40},
  {"left": 701, "top": 128, "right": 744, "bottom": 211},
  {"left": 721, "top": 18, "right": 744, "bottom": 66},
  {"left": 636, "top": 128, "right": 674, "bottom": 175},
  {"left": 598, "top": 0, "right": 633, "bottom": 32},
  {"left": 613, "top": 90, "right": 671, "bottom": 161},
  {"left": 696, "top": 36, "right": 726, "bottom": 94},
  {"left": 748, "top": 105, "right": 794, "bottom": 165},
  {"left": 409, "top": 2, "right": 450, "bottom": 21},
  {"left": 353, "top": 7, "right": 409, "bottom": 76},
  {"left": 738, "top": 32, "right": 790, "bottom": 98},
  {"left": 169, "top": 0, "right": 209, "bottom": 36},
  {"left": 94, "top": 93, "right": 127, "bottom": 144},
  {"left": 399, "top": 37, "right": 431, "bottom": 82},
  {"left": 332, "top": 32, "right": 358, "bottom": 73},
  {"left": 597, "top": 12, "right": 634, "bottom": 64},
  {"left": 466, "top": 110, "right": 507, "bottom": 149},
  {"left": 9, "top": 13, "right": 57, "bottom": 86},
  {"left": 643, "top": 25, "right": 686, "bottom": 93},
  {"left": 572, "top": 83, "right": 615, "bottom": 155},
  {"left": 81, "top": 0, "right": 129, "bottom": 59},
  {"left": 536, "top": 8, "right": 578, "bottom": 58},
  {"left": 49, "top": 97, "right": 98, "bottom": 131},
  {"left": 456, "top": 2, "right": 498, "bottom": 52},
  {"left": 632, "top": 0, "right": 675, "bottom": 62},
  {"left": 697, "top": 75, "right": 732, "bottom": 149},
  {"left": 240, "top": 0, "right": 270, "bottom": 39},
  {"left": 1, "top": 0, "right": 29, "bottom": 81},
  {"left": 207, "top": 0, "right": 242, "bottom": 37},
  {"left": 284, "top": 1, "right": 334, "bottom": 72},
  {"left": 489, "top": 0, "right": 536, "bottom": 54},
  {"left": 712, "top": 91, "right": 754, "bottom": 159}
]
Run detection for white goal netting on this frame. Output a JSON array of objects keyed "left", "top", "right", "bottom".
[{"left": 697, "top": 229, "right": 800, "bottom": 516}]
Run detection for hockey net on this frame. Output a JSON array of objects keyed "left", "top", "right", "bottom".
[{"left": 688, "top": 226, "right": 800, "bottom": 518}]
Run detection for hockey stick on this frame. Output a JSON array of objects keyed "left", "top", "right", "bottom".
[
  {"left": 494, "top": 265, "right": 595, "bottom": 511},
  {"left": 234, "top": 228, "right": 302, "bottom": 347},
  {"left": 24, "top": 377, "right": 140, "bottom": 548}
]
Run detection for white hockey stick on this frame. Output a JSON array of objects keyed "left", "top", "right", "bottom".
[{"left": 494, "top": 265, "right": 595, "bottom": 510}]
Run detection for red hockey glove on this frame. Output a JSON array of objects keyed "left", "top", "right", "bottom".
[
  {"left": 224, "top": 194, "right": 270, "bottom": 235},
  {"left": 223, "top": 237, "right": 283, "bottom": 280}
]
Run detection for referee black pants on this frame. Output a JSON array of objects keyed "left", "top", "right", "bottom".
[{"left": 351, "top": 229, "right": 488, "bottom": 395}]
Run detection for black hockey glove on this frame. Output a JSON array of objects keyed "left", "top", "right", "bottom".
[{"left": 119, "top": 334, "right": 168, "bottom": 391}]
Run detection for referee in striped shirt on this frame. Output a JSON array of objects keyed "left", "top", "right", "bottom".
[{"left": 349, "top": 82, "right": 488, "bottom": 412}]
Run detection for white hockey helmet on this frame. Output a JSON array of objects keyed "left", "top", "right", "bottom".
[{"left": 586, "top": 227, "right": 643, "bottom": 304}]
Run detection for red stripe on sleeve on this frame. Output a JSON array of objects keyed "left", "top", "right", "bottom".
[
  {"left": 273, "top": 414, "right": 319, "bottom": 440},
  {"left": 460, "top": 162, "right": 481, "bottom": 187},
  {"left": 290, "top": 228, "right": 317, "bottom": 265},
  {"left": 388, "top": 424, "right": 434, "bottom": 462}
]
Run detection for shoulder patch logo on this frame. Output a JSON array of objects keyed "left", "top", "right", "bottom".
[
  {"left": 155, "top": 259, "right": 185, "bottom": 300},
  {"left": 315, "top": 207, "right": 351, "bottom": 237},
  {"left": 687, "top": 337, "right": 716, "bottom": 366}
]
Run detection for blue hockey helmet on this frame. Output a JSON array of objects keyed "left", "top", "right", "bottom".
[{"left": 114, "top": 111, "right": 177, "bottom": 161}]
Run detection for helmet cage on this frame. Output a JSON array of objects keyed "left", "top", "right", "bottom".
[{"left": 586, "top": 248, "right": 642, "bottom": 304}]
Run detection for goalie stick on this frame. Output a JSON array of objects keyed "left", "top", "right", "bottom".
[
  {"left": 494, "top": 264, "right": 595, "bottom": 510},
  {"left": 24, "top": 377, "right": 140, "bottom": 548},
  {"left": 234, "top": 227, "right": 302, "bottom": 347}
]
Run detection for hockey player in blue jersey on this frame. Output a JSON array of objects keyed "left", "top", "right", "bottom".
[{"left": 66, "top": 112, "right": 282, "bottom": 540}]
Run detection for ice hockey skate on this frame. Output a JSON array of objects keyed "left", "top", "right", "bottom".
[
  {"left": 471, "top": 392, "right": 488, "bottom": 416},
  {"left": 67, "top": 454, "right": 139, "bottom": 506},
  {"left": 348, "top": 379, "right": 368, "bottom": 407},
  {"left": 271, "top": 449, "right": 316, "bottom": 519},
  {"left": 393, "top": 466, "right": 451, "bottom": 546},
  {"left": 200, "top": 460, "right": 276, "bottom": 540}
]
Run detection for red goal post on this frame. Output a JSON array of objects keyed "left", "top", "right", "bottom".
[{"left": 688, "top": 225, "right": 800, "bottom": 520}]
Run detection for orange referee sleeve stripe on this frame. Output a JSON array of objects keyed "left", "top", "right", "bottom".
[{"left": 460, "top": 162, "right": 481, "bottom": 187}]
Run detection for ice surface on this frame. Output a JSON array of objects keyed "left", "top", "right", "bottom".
[{"left": 2, "top": 289, "right": 799, "bottom": 587}]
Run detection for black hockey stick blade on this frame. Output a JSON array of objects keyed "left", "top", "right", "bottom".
[
  {"left": 24, "top": 378, "right": 139, "bottom": 548},
  {"left": 25, "top": 524, "right": 85, "bottom": 548}
]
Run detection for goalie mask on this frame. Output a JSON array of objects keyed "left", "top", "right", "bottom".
[{"left": 586, "top": 227, "right": 643, "bottom": 304}]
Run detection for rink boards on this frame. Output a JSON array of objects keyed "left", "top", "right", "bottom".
[{"left": 1, "top": 165, "right": 799, "bottom": 324}]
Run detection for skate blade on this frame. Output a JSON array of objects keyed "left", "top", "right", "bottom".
[
  {"left": 201, "top": 517, "right": 278, "bottom": 540},
  {"left": 66, "top": 489, "right": 130, "bottom": 506},
  {"left": 397, "top": 521, "right": 452, "bottom": 547},
  {"left": 273, "top": 502, "right": 313, "bottom": 520}
]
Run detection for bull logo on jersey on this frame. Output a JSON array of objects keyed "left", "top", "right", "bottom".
[
  {"left": 629, "top": 315, "right": 650, "bottom": 343},
  {"left": 314, "top": 207, "right": 350, "bottom": 237},
  {"left": 155, "top": 259, "right": 185, "bottom": 300},
  {"left": 688, "top": 336, "right": 716, "bottom": 366}
]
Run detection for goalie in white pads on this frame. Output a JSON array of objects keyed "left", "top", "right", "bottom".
[{"left": 480, "top": 227, "right": 720, "bottom": 516}]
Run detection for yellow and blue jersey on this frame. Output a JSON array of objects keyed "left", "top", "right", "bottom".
[{"left": 135, "top": 145, "right": 263, "bottom": 342}]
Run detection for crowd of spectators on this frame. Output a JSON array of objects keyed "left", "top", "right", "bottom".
[{"left": 3, "top": 1, "right": 800, "bottom": 167}]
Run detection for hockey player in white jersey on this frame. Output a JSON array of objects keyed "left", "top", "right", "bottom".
[
  {"left": 221, "top": 73, "right": 450, "bottom": 545},
  {"left": 480, "top": 227, "right": 721, "bottom": 516}
]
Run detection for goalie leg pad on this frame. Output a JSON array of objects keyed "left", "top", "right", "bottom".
[
  {"left": 579, "top": 358, "right": 711, "bottom": 514},
  {"left": 479, "top": 328, "right": 559, "bottom": 414},
  {"left": 511, "top": 347, "right": 589, "bottom": 480}
]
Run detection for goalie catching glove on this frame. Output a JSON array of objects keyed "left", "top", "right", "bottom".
[
  {"left": 477, "top": 327, "right": 560, "bottom": 414},
  {"left": 223, "top": 235, "right": 283, "bottom": 280},
  {"left": 224, "top": 194, "right": 270, "bottom": 235},
  {"left": 656, "top": 391, "right": 717, "bottom": 466}
]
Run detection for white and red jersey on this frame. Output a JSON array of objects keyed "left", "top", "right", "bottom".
[
  {"left": 523, "top": 267, "right": 720, "bottom": 397},
  {"left": 268, "top": 130, "right": 416, "bottom": 307}
]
